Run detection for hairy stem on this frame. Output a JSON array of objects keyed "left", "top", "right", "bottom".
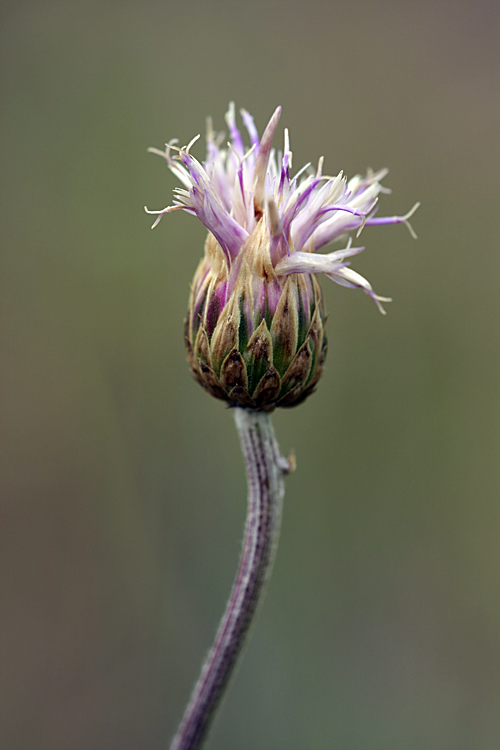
[{"left": 170, "top": 408, "right": 293, "bottom": 750}]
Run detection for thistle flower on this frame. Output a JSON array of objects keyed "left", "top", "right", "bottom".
[{"left": 146, "top": 104, "right": 418, "bottom": 410}]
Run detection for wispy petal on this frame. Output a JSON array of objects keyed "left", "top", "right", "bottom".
[
  {"left": 148, "top": 104, "right": 417, "bottom": 315},
  {"left": 275, "top": 239, "right": 365, "bottom": 277},
  {"left": 326, "top": 267, "right": 392, "bottom": 315}
]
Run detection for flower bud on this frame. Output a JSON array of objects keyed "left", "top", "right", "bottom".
[{"left": 147, "top": 104, "right": 418, "bottom": 410}]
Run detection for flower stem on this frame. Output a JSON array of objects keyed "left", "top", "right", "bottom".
[{"left": 170, "top": 407, "right": 293, "bottom": 750}]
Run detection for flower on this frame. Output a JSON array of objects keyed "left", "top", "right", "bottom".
[{"left": 146, "top": 104, "right": 418, "bottom": 410}]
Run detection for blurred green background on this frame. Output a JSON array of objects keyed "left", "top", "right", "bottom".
[{"left": 1, "top": 1, "right": 500, "bottom": 748}]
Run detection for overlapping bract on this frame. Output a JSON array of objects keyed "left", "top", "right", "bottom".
[{"left": 184, "top": 227, "right": 327, "bottom": 410}]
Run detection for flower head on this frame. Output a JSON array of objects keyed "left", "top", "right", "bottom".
[{"left": 147, "top": 104, "right": 418, "bottom": 410}]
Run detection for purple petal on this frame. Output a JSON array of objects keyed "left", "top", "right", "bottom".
[
  {"left": 253, "top": 106, "right": 282, "bottom": 207},
  {"left": 240, "top": 109, "right": 260, "bottom": 149},
  {"left": 225, "top": 102, "right": 245, "bottom": 155}
]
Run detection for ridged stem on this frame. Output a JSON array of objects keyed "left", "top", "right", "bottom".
[{"left": 170, "top": 408, "right": 293, "bottom": 750}]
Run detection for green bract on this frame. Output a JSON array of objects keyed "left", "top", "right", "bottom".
[{"left": 185, "top": 228, "right": 327, "bottom": 410}]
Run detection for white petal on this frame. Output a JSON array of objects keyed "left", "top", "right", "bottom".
[
  {"left": 275, "top": 241, "right": 365, "bottom": 277},
  {"left": 327, "top": 267, "right": 392, "bottom": 314}
]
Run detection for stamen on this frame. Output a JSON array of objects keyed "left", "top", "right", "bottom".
[
  {"left": 227, "top": 141, "right": 257, "bottom": 167},
  {"left": 292, "top": 162, "right": 311, "bottom": 181},
  {"left": 356, "top": 214, "right": 367, "bottom": 238},
  {"left": 402, "top": 202, "right": 421, "bottom": 239},
  {"left": 327, "top": 266, "right": 392, "bottom": 314},
  {"left": 365, "top": 201, "right": 420, "bottom": 239},
  {"left": 184, "top": 134, "right": 201, "bottom": 154},
  {"left": 228, "top": 141, "right": 243, "bottom": 164},
  {"left": 144, "top": 204, "right": 184, "bottom": 228},
  {"left": 147, "top": 141, "right": 180, "bottom": 168},
  {"left": 147, "top": 138, "right": 182, "bottom": 160},
  {"left": 147, "top": 147, "right": 167, "bottom": 158},
  {"left": 371, "top": 295, "right": 392, "bottom": 315},
  {"left": 241, "top": 143, "right": 257, "bottom": 163}
]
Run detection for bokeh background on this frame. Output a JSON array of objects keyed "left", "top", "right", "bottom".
[{"left": 1, "top": 1, "right": 500, "bottom": 748}]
